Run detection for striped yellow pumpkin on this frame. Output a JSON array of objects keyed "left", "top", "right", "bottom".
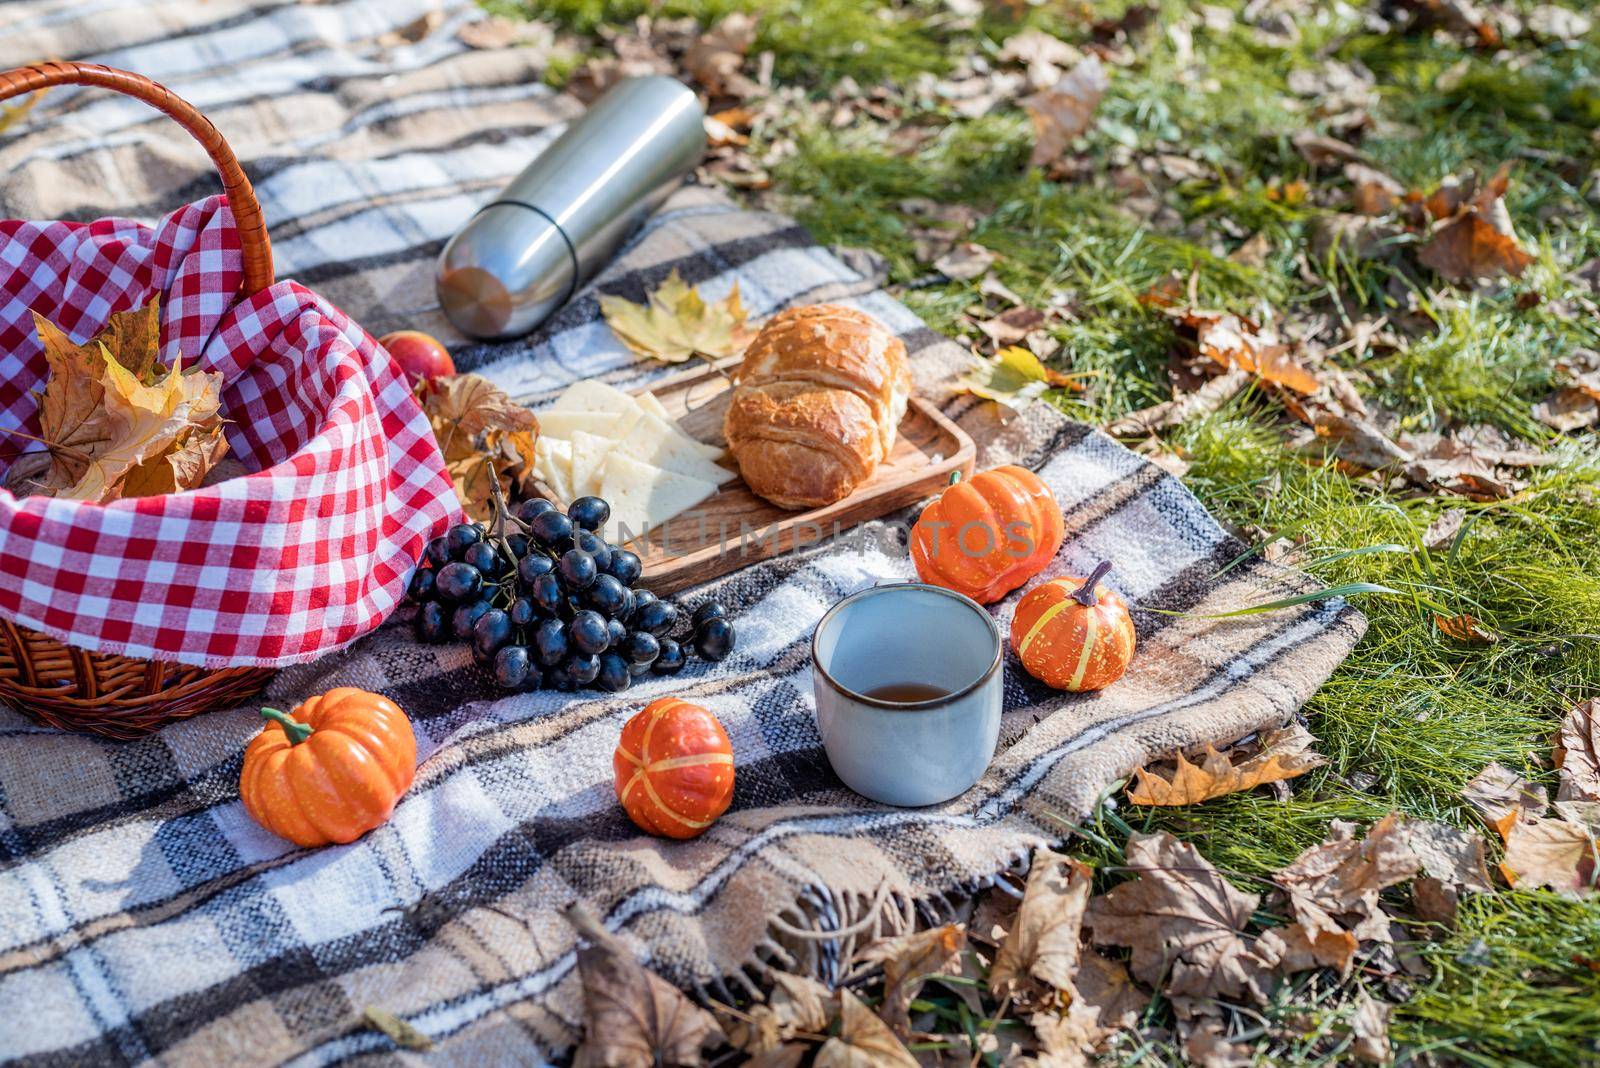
[
  {"left": 613, "top": 697, "right": 735, "bottom": 839},
  {"left": 1010, "top": 562, "right": 1136, "bottom": 692}
]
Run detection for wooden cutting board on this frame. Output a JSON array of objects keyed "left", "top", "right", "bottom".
[{"left": 531, "top": 359, "right": 975, "bottom": 595}]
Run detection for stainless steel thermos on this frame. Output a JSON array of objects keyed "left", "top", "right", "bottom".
[{"left": 436, "top": 76, "right": 707, "bottom": 340}]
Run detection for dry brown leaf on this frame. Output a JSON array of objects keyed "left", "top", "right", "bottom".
[
  {"left": 932, "top": 241, "right": 997, "bottom": 280},
  {"left": 1534, "top": 388, "right": 1600, "bottom": 432},
  {"left": 60, "top": 353, "right": 226, "bottom": 503},
  {"left": 1292, "top": 130, "right": 1369, "bottom": 167},
  {"left": 1434, "top": 612, "right": 1499, "bottom": 645},
  {"left": 423, "top": 373, "right": 539, "bottom": 520},
  {"left": 1181, "top": 1020, "right": 1251, "bottom": 1068},
  {"left": 1416, "top": 162, "right": 1534, "bottom": 282},
  {"left": 989, "top": 850, "right": 1092, "bottom": 1000},
  {"left": 1498, "top": 813, "right": 1598, "bottom": 897},
  {"left": 856, "top": 924, "right": 964, "bottom": 1035},
  {"left": 379, "top": 10, "right": 444, "bottom": 48},
  {"left": 1127, "top": 724, "right": 1327, "bottom": 806},
  {"left": 1345, "top": 163, "right": 1405, "bottom": 215},
  {"left": 1421, "top": 508, "right": 1467, "bottom": 551},
  {"left": 1273, "top": 814, "right": 1420, "bottom": 970},
  {"left": 1555, "top": 699, "right": 1600, "bottom": 803},
  {"left": 1348, "top": 988, "right": 1393, "bottom": 1064},
  {"left": 683, "top": 13, "right": 759, "bottom": 99},
  {"left": 813, "top": 990, "right": 918, "bottom": 1068},
  {"left": 1404, "top": 819, "right": 1494, "bottom": 894},
  {"left": 567, "top": 904, "right": 719, "bottom": 1068},
  {"left": 998, "top": 28, "right": 1081, "bottom": 89},
  {"left": 1165, "top": 309, "right": 1323, "bottom": 396},
  {"left": 1084, "top": 832, "right": 1271, "bottom": 1000},
  {"left": 1462, "top": 762, "right": 1548, "bottom": 831},
  {"left": 1020, "top": 55, "right": 1108, "bottom": 170},
  {"left": 723, "top": 972, "right": 834, "bottom": 1054},
  {"left": 1105, "top": 370, "right": 1251, "bottom": 438},
  {"left": 458, "top": 16, "right": 556, "bottom": 51},
  {"left": 1255, "top": 919, "right": 1358, "bottom": 975}
]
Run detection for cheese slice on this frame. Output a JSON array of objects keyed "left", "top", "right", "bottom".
[
  {"left": 636, "top": 391, "right": 672, "bottom": 421},
  {"left": 550, "top": 379, "right": 637, "bottom": 416},
  {"left": 535, "top": 410, "right": 618, "bottom": 441},
  {"left": 534, "top": 437, "right": 574, "bottom": 502},
  {"left": 569, "top": 430, "right": 611, "bottom": 499},
  {"left": 598, "top": 453, "right": 717, "bottom": 546},
  {"left": 614, "top": 411, "right": 736, "bottom": 486}
]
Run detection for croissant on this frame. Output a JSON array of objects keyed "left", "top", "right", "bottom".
[{"left": 723, "top": 305, "right": 911, "bottom": 510}]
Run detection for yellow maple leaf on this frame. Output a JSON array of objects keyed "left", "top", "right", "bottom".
[
  {"left": 957, "top": 346, "right": 1082, "bottom": 411},
  {"left": 58, "top": 352, "right": 227, "bottom": 502},
  {"left": 598, "top": 269, "right": 752, "bottom": 364},
  {"left": 1127, "top": 725, "right": 1327, "bottom": 806}
]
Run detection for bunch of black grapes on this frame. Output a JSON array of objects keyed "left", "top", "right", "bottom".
[{"left": 406, "top": 495, "right": 736, "bottom": 693}]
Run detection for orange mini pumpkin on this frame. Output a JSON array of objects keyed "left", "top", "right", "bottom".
[
  {"left": 911, "top": 466, "right": 1065, "bottom": 604},
  {"left": 614, "top": 697, "right": 735, "bottom": 839},
  {"left": 239, "top": 687, "right": 417, "bottom": 848},
  {"left": 1010, "top": 561, "right": 1136, "bottom": 692}
]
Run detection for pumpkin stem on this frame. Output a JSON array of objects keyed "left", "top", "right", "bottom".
[
  {"left": 261, "top": 707, "right": 313, "bottom": 745},
  {"left": 1072, "top": 561, "right": 1113, "bottom": 607},
  {"left": 948, "top": 469, "right": 964, "bottom": 487}
]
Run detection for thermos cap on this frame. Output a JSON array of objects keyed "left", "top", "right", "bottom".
[{"left": 437, "top": 76, "right": 707, "bottom": 340}]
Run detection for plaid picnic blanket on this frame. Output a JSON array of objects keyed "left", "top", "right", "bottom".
[{"left": 0, "top": 2, "right": 1366, "bottom": 1065}]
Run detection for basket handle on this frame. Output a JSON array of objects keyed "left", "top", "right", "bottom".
[{"left": 0, "top": 61, "right": 275, "bottom": 297}]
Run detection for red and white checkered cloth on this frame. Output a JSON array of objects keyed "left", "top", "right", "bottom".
[{"left": 0, "top": 195, "right": 460, "bottom": 667}]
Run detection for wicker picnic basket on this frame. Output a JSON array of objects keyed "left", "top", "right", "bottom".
[{"left": 0, "top": 63, "right": 455, "bottom": 739}]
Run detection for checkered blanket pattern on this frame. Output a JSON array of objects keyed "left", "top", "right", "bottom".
[
  {"left": 0, "top": 2, "right": 1367, "bottom": 1065},
  {"left": 0, "top": 196, "right": 459, "bottom": 665}
]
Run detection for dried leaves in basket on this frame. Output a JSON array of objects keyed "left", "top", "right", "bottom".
[
  {"left": 420, "top": 373, "right": 539, "bottom": 520},
  {"left": 6, "top": 301, "right": 230, "bottom": 502}
]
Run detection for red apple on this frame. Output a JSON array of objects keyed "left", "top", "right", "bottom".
[{"left": 379, "top": 330, "right": 455, "bottom": 385}]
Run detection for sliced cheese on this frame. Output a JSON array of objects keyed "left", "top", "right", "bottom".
[
  {"left": 636, "top": 391, "right": 672, "bottom": 421},
  {"left": 614, "top": 410, "right": 736, "bottom": 486},
  {"left": 569, "top": 429, "right": 611, "bottom": 499},
  {"left": 598, "top": 453, "right": 717, "bottom": 546},
  {"left": 550, "top": 379, "right": 636, "bottom": 416},
  {"left": 534, "top": 437, "right": 574, "bottom": 502},
  {"left": 535, "top": 410, "right": 618, "bottom": 441}
]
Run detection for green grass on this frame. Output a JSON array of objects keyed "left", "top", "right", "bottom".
[{"left": 507, "top": 0, "right": 1600, "bottom": 1062}]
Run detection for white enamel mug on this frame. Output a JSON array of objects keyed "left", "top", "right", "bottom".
[{"left": 810, "top": 583, "right": 1003, "bottom": 806}]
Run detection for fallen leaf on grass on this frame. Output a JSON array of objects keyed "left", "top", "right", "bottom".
[
  {"left": 682, "top": 13, "right": 759, "bottom": 99},
  {"left": 1435, "top": 612, "right": 1499, "bottom": 644},
  {"left": 856, "top": 924, "right": 964, "bottom": 1035},
  {"left": 1346, "top": 162, "right": 1405, "bottom": 215},
  {"left": 1348, "top": 988, "right": 1392, "bottom": 1064},
  {"left": 422, "top": 373, "right": 539, "bottom": 520},
  {"left": 1421, "top": 508, "right": 1467, "bottom": 551},
  {"left": 1533, "top": 349, "right": 1600, "bottom": 432},
  {"left": 1292, "top": 130, "right": 1369, "bottom": 167},
  {"left": 599, "top": 269, "right": 752, "bottom": 364},
  {"left": 1273, "top": 814, "right": 1420, "bottom": 969},
  {"left": 363, "top": 1006, "right": 434, "bottom": 1051},
  {"left": 1127, "top": 724, "right": 1327, "bottom": 806},
  {"left": 567, "top": 903, "right": 720, "bottom": 1068},
  {"left": 1163, "top": 309, "right": 1322, "bottom": 396},
  {"left": 1105, "top": 368, "right": 1251, "bottom": 438},
  {"left": 1085, "top": 832, "right": 1270, "bottom": 1000},
  {"left": 1497, "top": 814, "right": 1599, "bottom": 897},
  {"left": 932, "top": 241, "right": 996, "bottom": 280},
  {"left": 813, "top": 990, "right": 918, "bottom": 1068},
  {"left": 1416, "top": 162, "right": 1534, "bottom": 282},
  {"left": 957, "top": 346, "right": 1078, "bottom": 411},
  {"left": 997, "top": 27, "right": 1082, "bottom": 89},
  {"left": 1555, "top": 699, "right": 1600, "bottom": 803},
  {"left": 1405, "top": 819, "right": 1494, "bottom": 894},
  {"left": 1020, "top": 55, "right": 1108, "bottom": 170},
  {"left": 1181, "top": 1020, "right": 1251, "bottom": 1068},
  {"left": 989, "top": 849, "right": 1092, "bottom": 1000},
  {"left": 1462, "top": 762, "right": 1547, "bottom": 831}
]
